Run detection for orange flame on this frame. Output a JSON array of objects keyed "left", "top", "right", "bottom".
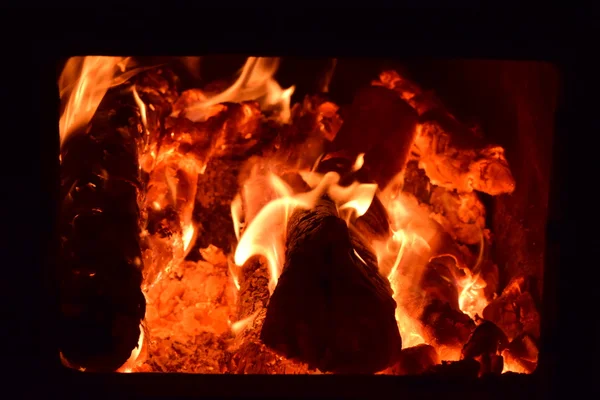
[
  {"left": 234, "top": 155, "right": 377, "bottom": 295},
  {"left": 116, "top": 325, "right": 146, "bottom": 373},
  {"left": 179, "top": 57, "right": 295, "bottom": 123},
  {"left": 59, "top": 57, "right": 129, "bottom": 146}
]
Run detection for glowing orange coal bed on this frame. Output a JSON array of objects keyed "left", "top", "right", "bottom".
[{"left": 57, "top": 56, "right": 552, "bottom": 376}]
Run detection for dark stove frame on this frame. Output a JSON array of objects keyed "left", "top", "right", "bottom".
[{"left": 10, "top": 5, "right": 593, "bottom": 400}]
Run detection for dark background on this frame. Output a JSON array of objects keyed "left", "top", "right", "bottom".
[{"left": 1, "top": 5, "right": 596, "bottom": 399}]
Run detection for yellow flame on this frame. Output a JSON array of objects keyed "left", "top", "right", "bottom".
[
  {"left": 231, "top": 194, "right": 244, "bottom": 242},
  {"left": 117, "top": 324, "right": 145, "bottom": 373},
  {"left": 179, "top": 57, "right": 295, "bottom": 123},
  {"left": 59, "top": 56, "right": 130, "bottom": 146},
  {"left": 231, "top": 310, "right": 261, "bottom": 336},
  {"left": 234, "top": 170, "right": 360, "bottom": 294},
  {"left": 351, "top": 153, "right": 365, "bottom": 172},
  {"left": 182, "top": 225, "right": 195, "bottom": 254},
  {"left": 132, "top": 86, "right": 148, "bottom": 135}
]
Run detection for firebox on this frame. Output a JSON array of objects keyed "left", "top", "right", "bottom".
[
  {"left": 28, "top": 10, "right": 590, "bottom": 399},
  {"left": 55, "top": 55, "right": 552, "bottom": 375}
]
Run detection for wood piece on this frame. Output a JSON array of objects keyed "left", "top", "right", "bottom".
[
  {"left": 419, "top": 299, "right": 475, "bottom": 350},
  {"left": 373, "top": 70, "right": 516, "bottom": 196},
  {"left": 227, "top": 256, "right": 311, "bottom": 374},
  {"left": 401, "top": 160, "right": 433, "bottom": 204},
  {"left": 501, "top": 333, "right": 539, "bottom": 374},
  {"left": 482, "top": 276, "right": 541, "bottom": 340},
  {"left": 260, "top": 196, "right": 402, "bottom": 374},
  {"left": 461, "top": 321, "right": 508, "bottom": 376},
  {"left": 329, "top": 85, "right": 418, "bottom": 189},
  {"left": 386, "top": 344, "right": 440, "bottom": 376},
  {"left": 315, "top": 154, "right": 391, "bottom": 242},
  {"left": 58, "top": 86, "right": 147, "bottom": 372}
]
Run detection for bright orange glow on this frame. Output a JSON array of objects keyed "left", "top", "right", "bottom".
[{"left": 117, "top": 325, "right": 146, "bottom": 373}]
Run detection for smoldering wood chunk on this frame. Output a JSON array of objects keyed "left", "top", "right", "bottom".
[
  {"left": 461, "top": 321, "right": 508, "bottom": 376},
  {"left": 402, "top": 160, "right": 432, "bottom": 204},
  {"left": 421, "top": 256, "right": 460, "bottom": 310},
  {"left": 260, "top": 196, "right": 402, "bottom": 374},
  {"left": 482, "top": 276, "right": 541, "bottom": 341},
  {"left": 330, "top": 86, "right": 418, "bottom": 188},
  {"left": 419, "top": 299, "right": 475, "bottom": 348},
  {"left": 462, "top": 321, "right": 509, "bottom": 360},
  {"left": 388, "top": 344, "right": 440, "bottom": 376},
  {"left": 425, "top": 359, "right": 481, "bottom": 378},
  {"left": 502, "top": 334, "right": 539, "bottom": 374}
]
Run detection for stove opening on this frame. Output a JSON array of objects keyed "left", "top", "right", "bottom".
[{"left": 56, "top": 56, "right": 557, "bottom": 376}]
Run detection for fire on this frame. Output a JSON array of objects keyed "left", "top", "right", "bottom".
[
  {"left": 117, "top": 325, "right": 146, "bottom": 373},
  {"left": 233, "top": 155, "right": 377, "bottom": 294},
  {"left": 58, "top": 57, "right": 129, "bottom": 146},
  {"left": 57, "top": 56, "right": 537, "bottom": 375},
  {"left": 177, "top": 57, "right": 295, "bottom": 124}
]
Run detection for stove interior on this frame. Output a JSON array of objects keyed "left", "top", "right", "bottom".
[{"left": 56, "top": 56, "right": 557, "bottom": 376}]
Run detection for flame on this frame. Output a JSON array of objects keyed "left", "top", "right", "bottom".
[
  {"left": 351, "top": 153, "right": 365, "bottom": 172},
  {"left": 178, "top": 57, "right": 295, "bottom": 123},
  {"left": 58, "top": 57, "right": 129, "bottom": 146},
  {"left": 132, "top": 86, "right": 149, "bottom": 141},
  {"left": 233, "top": 155, "right": 377, "bottom": 295},
  {"left": 230, "top": 310, "right": 260, "bottom": 336},
  {"left": 457, "top": 230, "right": 489, "bottom": 319},
  {"left": 502, "top": 357, "right": 530, "bottom": 374},
  {"left": 117, "top": 325, "right": 145, "bottom": 373},
  {"left": 457, "top": 270, "right": 488, "bottom": 319}
]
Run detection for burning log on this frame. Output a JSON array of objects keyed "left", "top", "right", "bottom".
[
  {"left": 386, "top": 344, "right": 440, "bottom": 376},
  {"left": 419, "top": 300, "right": 475, "bottom": 354},
  {"left": 58, "top": 88, "right": 147, "bottom": 372},
  {"left": 329, "top": 85, "right": 418, "bottom": 189},
  {"left": 501, "top": 333, "right": 539, "bottom": 374},
  {"left": 260, "top": 196, "right": 402, "bottom": 373},
  {"left": 461, "top": 320, "right": 509, "bottom": 376},
  {"left": 374, "top": 70, "right": 516, "bottom": 196},
  {"left": 228, "top": 256, "right": 312, "bottom": 374},
  {"left": 482, "top": 276, "right": 541, "bottom": 340}
]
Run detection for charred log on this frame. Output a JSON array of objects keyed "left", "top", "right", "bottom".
[
  {"left": 501, "top": 333, "right": 539, "bottom": 374},
  {"left": 329, "top": 86, "right": 418, "bottom": 189},
  {"left": 461, "top": 320, "right": 508, "bottom": 376},
  {"left": 260, "top": 196, "right": 402, "bottom": 374},
  {"left": 58, "top": 87, "right": 147, "bottom": 372},
  {"left": 419, "top": 299, "right": 475, "bottom": 350},
  {"left": 482, "top": 276, "right": 541, "bottom": 341},
  {"left": 227, "top": 256, "right": 311, "bottom": 374}
]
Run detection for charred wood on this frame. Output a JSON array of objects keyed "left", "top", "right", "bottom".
[
  {"left": 260, "top": 196, "right": 402, "bottom": 374},
  {"left": 482, "top": 276, "right": 541, "bottom": 341},
  {"left": 227, "top": 256, "right": 311, "bottom": 374},
  {"left": 461, "top": 320, "right": 508, "bottom": 376},
  {"left": 419, "top": 299, "right": 475, "bottom": 350},
  {"left": 330, "top": 86, "right": 418, "bottom": 189},
  {"left": 59, "top": 86, "right": 147, "bottom": 372}
]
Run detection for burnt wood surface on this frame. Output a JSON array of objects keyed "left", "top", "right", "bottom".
[
  {"left": 58, "top": 86, "right": 146, "bottom": 372},
  {"left": 329, "top": 85, "right": 418, "bottom": 189},
  {"left": 260, "top": 196, "right": 402, "bottom": 374}
]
